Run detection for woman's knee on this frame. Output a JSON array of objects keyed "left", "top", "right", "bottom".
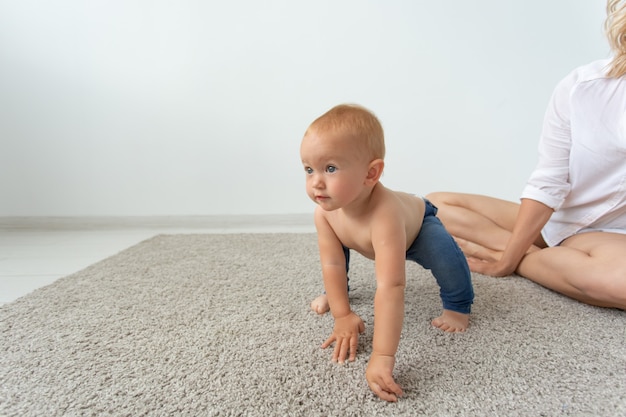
[{"left": 425, "top": 192, "right": 455, "bottom": 208}]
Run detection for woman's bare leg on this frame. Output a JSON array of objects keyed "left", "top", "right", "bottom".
[
  {"left": 518, "top": 232, "right": 626, "bottom": 309},
  {"left": 426, "top": 193, "right": 626, "bottom": 309},
  {"left": 426, "top": 192, "right": 545, "bottom": 254}
]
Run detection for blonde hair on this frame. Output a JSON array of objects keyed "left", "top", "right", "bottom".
[
  {"left": 606, "top": 0, "right": 626, "bottom": 77},
  {"left": 306, "top": 104, "right": 385, "bottom": 160}
]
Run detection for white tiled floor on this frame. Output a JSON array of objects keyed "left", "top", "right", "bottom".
[{"left": 0, "top": 215, "right": 314, "bottom": 305}]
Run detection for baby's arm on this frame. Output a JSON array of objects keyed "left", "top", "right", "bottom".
[
  {"left": 366, "top": 218, "right": 407, "bottom": 401},
  {"left": 314, "top": 210, "right": 365, "bottom": 363}
]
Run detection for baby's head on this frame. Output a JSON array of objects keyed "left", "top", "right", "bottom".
[
  {"left": 301, "top": 104, "right": 386, "bottom": 210},
  {"left": 304, "top": 104, "right": 385, "bottom": 163}
]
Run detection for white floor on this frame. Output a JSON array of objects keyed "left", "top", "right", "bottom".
[{"left": 0, "top": 215, "right": 314, "bottom": 305}]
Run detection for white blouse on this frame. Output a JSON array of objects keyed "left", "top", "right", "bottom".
[{"left": 521, "top": 59, "right": 626, "bottom": 247}]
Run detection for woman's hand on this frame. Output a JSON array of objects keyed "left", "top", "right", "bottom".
[{"left": 467, "top": 257, "right": 517, "bottom": 277}]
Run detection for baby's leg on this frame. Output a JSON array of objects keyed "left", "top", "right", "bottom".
[
  {"left": 432, "top": 310, "right": 469, "bottom": 332},
  {"left": 310, "top": 245, "right": 350, "bottom": 315},
  {"left": 406, "top": 200, "right": 474, "bottom": 331}
]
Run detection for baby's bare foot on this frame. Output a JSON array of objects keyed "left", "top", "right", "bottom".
[
  {"left": 432, "top": 309, "right": 469, "bottom": 333},
  {"left": 310, "top": 294, "right": 330, "bottom": 314}
]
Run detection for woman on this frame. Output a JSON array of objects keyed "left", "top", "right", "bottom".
[{"left": 427, "top": 0, "right": 626, "bottom": 310}]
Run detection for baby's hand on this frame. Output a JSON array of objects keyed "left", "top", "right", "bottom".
[
  {"left": 321, "top": 311, "right": 365, "bottom": 363},
  {"left": 366, "top": 352, "right": 403, "bottom": 402}
]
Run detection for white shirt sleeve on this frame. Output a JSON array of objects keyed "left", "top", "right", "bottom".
[{"left": 521, "top": 70, "right": 576, "bottom": 210}]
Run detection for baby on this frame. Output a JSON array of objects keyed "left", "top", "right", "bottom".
[{"left": 300, "top": 104, "right": 474, "bottom": 402}]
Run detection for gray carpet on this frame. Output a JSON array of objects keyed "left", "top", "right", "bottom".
[{"left": 1, "top": 234, "right": 625, "bottom": 417}]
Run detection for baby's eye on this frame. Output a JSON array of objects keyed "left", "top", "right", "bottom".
[
  {"left": 304, "top": 167, "right": 313, "bottom": 174},
  {"left": 326, "top": 165, "right": 337, "bottom": 173}
]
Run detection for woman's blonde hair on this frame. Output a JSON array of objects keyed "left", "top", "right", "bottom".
[
  {"left": 306, "top": 104, "right": 385, "bottom": 161},
  {"left": 606, "top": 0, "right": 626, "bottom": 77}
]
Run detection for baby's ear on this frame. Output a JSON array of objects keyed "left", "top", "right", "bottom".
[{"left": 365, "top": 159, "right": 384, "bottom": 185}]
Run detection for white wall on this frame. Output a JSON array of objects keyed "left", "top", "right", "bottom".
[{"left": 0, "top": 1, "right": 609, "bottom": 216}]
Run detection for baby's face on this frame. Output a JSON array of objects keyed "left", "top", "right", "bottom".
[{"left": 300, "top": 131, "right": 370, "bottom": 211}]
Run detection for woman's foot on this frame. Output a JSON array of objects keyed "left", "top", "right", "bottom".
[{"left": 310, "top": 294, "right": 330, "bottom": 314}]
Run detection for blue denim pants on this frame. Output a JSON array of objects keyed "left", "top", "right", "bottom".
[{"left": 342, "top": 198, "right": 474, "bottom": 314}]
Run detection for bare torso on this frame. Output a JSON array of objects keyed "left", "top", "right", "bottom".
[{"left": 320, "top": 184, "right": 426, "bottom": 259}]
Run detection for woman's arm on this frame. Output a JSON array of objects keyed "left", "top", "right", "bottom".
[{"left": 470, "top": 198, "right": 553, "bottom": 276}]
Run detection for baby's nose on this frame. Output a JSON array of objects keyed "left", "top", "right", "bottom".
[{"left": 312, "top": 174, "right": 324, "bottom": 188}]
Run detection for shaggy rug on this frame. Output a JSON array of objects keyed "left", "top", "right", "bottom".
[{"left": 0, "top": 233, "right": 624, "bottom": 416}]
